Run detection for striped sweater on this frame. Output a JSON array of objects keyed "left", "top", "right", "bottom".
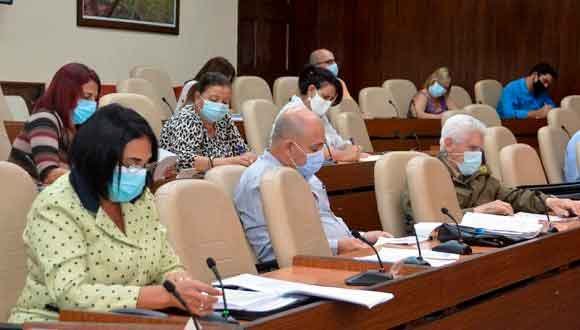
[{"left": 8, "top": 110, "right": 71, "bottom": 183}]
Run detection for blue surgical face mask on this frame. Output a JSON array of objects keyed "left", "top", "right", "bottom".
[
  {"left": 327, "top": 63, "right": 339, "bottom": 77},
  {"left": 458, "top": 151, "right": 483, "bottom": 176},
  {"left": 290, "top": 142, "right": 325, "bottom": 180},
  {"left": 108, "top": 166, "right": 147, "bottom": 203},
  {"left": 200, "top": 98, "right": 229, "bottom": 123},
  {"left": 73, "top": 99, "right": 97, "bottom": 125},
  {"left": 428, "top": 81, "right": 447, "bottom": 98}
]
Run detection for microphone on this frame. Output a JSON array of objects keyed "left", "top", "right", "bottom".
[
  {"left": 534, "top": 191, "right": 559, "bottom": 233},
  {"left": 561, "top": 125, "right": 571, "bottom": 138},
  {"left": 408, "top": 131, "right": 422, "bottom": 151},
  {"left": 402, "top": 215, "right": 431, "bottom": 266},
  {"left": 410, "top": 99, "right": 417, "bottom": 117},
  {"left": 388, "top": 99, "right": 401, "bottom": 117},
  {"left": 206, "top": 258, "right": 238, "bottom": 323},
  {"left": 345, "top": 231, "right": 393, "bottom": 286},
  {"left": 432, "top": 208, "right": 473, "bottom": 255},
  {"left": 162, "top": 280, "right": 200, "bottom": 330},
  {"left": 161, "top": 97, "right": 174, "bottom": 116}
]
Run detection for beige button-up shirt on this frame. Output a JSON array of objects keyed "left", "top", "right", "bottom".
[{"left": 9, "top": 173, "right": 183, "bottom": 323}]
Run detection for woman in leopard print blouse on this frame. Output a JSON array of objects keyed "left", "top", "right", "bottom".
[{"left": 159, "top": 72, "right": 257, "bottom": 171}]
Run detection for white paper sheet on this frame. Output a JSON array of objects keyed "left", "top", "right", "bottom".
[
  {"left": 219, "top": 274, "right": 394, "bottom": 309},
  {"left": 357, "top": 247, "right": 460, "bottom": 268},
  {"left": 360, "top": 154, "right": 382, "bottom": 162},
  {"left": 215, "top": 289, "right": 303, "bottom": 312},
  {"left": 374, "top": 235, "right": 429, "bottom": 246},
  {"left": 414, "top": 222, "right": 443, "bottom": 239},
  {"left": 461, "top": 212, "right": 543, "bottom": 236}
]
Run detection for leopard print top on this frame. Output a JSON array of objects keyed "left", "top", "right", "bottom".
[{"left": 159, "top": 105, "right": 248, "bottom": 169}]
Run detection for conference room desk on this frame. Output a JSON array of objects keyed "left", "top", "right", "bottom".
[{"left": 27, "top": 221, "right": 580, "bottom": 330}]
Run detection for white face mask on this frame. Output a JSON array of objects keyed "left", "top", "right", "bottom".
[{"left": 309, "top": 91, "right": 332, "bottom": 117}]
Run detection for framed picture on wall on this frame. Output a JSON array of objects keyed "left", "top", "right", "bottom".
[{"left": 77, "top": 0, "right": 180, "bottom": 35}]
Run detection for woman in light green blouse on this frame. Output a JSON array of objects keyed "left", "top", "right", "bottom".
[{"left": 9, "top": 104, "right": 220, "bottom": 323}]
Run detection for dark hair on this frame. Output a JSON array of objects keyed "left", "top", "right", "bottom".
[
  {"left": 193, "top": 57, "right": 236, "bottom": 83},
  {"left": 35, "top": 63, "right": 101, "bottom": 131},
  {"left": 196, "top": 72, "right": 232, "bottom": 94},
  {"left": 69, "top": 104, "right": 158, "bottom": 199},
  {"left": 529, "top": 62, "right": 559, "bottom": 79},
  {"left": 298, "top": 65, "right": 343, "bottom": 106}
]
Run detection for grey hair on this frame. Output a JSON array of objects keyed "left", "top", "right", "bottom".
[
  {"left": 309, "top": 49, "right": 331, "bottom": 65},
  {"left": 440, "top": 114, "right": 486, "bottom": 151}
]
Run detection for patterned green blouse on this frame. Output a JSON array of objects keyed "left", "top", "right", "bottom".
[{"left": 9, "top": 173, "right": 184, "bottom": 323}]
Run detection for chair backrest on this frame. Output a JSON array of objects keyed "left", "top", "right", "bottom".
[
  {"left": 474, "top": 79, "right": 503, "bottom": 108},
  {"left": 449, "top": 86, "right": 473, "bottom": 108},
  {"left": 406, "top": 156, "right": 463, "bottom": 223},
  {"left": 273, "top": 77, "right": 299, "bottom": 107},
  {"left": 358, "top": 87, "right": 398, "bottom": 118},
  {"left": 0, "top": 86, "right": 13, "bottom": 122},
  {"left": 334, "top": 112, "right": 373, "bottom": 153},
  {"left": 547, "top": 108, "right": 580, "bottom": 135},
  {"left": 155, "top": 179, "right": 257, "bottom": 283},
  {"left": 327, "top": 98, "right": 360, "bottom": 127},
  {"left": 374, "top": 151, "right": 426, "bottom": 236},
  {"left": 483, "top": 126, "right": 517, "bottom": 181},
  {"left": 117, "top": 78, "right": 171, "bottom": 121},
  {"left": 0, "top": 162, "right": 37, "bottom": 321},
  {"left": 204, "top": 165, "right": 246, "bottom": 199},
  {"left": 440, "top": 110, "right": 470, "bottom": 126},
  {"left": 0, "top": 121, "right": 11, "bottom": 161},
  {"left": 130, "top": 66, "right": 177, "bottom": 112},
  {"left": 464, "top": 104, "right": 502, "bottom": 127},
  {"left": 5, "top": 96, "right": 30, "bottom": 121},
  {"left": 500, "top": 143, "right": 547, "bottom": 187},
  {"left": 538, "top": 126, "right": 568, "bottom": 184},
  {"left": 382, "top": 79, "right": 417, "bottom": 118},
  {"left": 561, "top": 95, "right": 580, "bottom": 114},
  {"left": 260, "top": 167, "right": 332, "bottom": 268},
  {"left": 241, "top": 99, "right": 278, "bottom": 154},
  {"left": 232, "top": 76, "right": 273, "bottom": 114},
  {"left": 99, "top": 93, "right": 163, "bottom": 137}
]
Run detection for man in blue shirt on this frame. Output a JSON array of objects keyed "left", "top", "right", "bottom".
[
  {"left": 497, "top": 63, "right": 558, "bottom": 119},
  {"left": 564, "top": 131, "right": 580, "bottom": 182}
]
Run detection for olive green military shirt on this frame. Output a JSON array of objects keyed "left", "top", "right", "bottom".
[
  {"left": 402, "top": 153, "right": 547, "bottom": 226},
  {"left": 9, "top": 173, "right": 184, "bottom": 323}
]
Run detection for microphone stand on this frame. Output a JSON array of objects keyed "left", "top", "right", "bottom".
[
  {"left": 402, "top": 215, "right": 431, "bottom": 266},
  {"left": 345, "top": 231, "right": 394, "bottom": 286},
  {"left": 433, "top": 208, "right": 473, "bottom": 255}
]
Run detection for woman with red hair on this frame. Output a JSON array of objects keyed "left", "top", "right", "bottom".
[{"left": 8, "top": 63, "right": 101, "bottom": 186}]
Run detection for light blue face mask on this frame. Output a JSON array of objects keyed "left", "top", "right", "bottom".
[
  {"left": 291, "top": 142, "right": 325, "bottom": 180},
  {"left": 108, "top": 166, "right": 147, "bottom": 203},
  {"left": 200, "top": 99, "right": 229, "bottom": 123},
  {"left": 458, "top": 151, "right": 483, "bottom": 176},
  {"left": 428, "top": 81, "right": 447, "bottom": 98},
  {"left": 73, "top": 99, "right": 97, "bottom": 125},
  {"left": 327, "top": 63, "right": 339, "bottom": 77}
]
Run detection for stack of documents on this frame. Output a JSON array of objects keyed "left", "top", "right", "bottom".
[
  {"left": 357, "top": 248, "right": 459, "bottom": 267},
  {"left": 461, "top": 212, "right": 543, "bottom": 239},
  {"left": 374, "top": 235, "right": 429, "bottom": 246},
  {"left": 414, "top": 222, "right": 444, "bottom": 239},
  {"left": 513, "top": 212, "right": 567, "bottom": 223},
  {"left": 215, "top": 289, "right": 304, "bottom": 312},
  {"left": 218, "top": 274, "right": 394, "bottom": 309}
]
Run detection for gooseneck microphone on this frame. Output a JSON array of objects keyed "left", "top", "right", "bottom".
[
  {"left": 162, "top": 280, "right": 200, "bottom": 330},
  {"left": 561, "top": 125, "right": 572, "bottom": 138},
  {"left": 345, "top": 231, "right": 393, "bottom": 286},
  {"left": 388, "top": 99, "right": 401, "bottom": 117},
  {"left": 534, "top": 191, "right": 559, "bottom": 233},
  {"left": 161, "top": 97, "right": 174, "bottom": 116},
  {"left": 433, "top": 208, "right": 473, "bottom": 255},
  {"left": 402, "top": 215, "right": 431, "bottom": 266},
  {"left": 409, "top": 132, "right": 422, "bottom": 151},
  {"left": 206, "top": 257, "right": 237, "bottom": 323}
]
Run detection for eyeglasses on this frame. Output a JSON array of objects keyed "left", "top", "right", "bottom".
[{"left": 316, "top": 58, "right": 336, "bottom": 66}]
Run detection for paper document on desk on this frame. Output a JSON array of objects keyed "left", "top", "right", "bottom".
[
  {"left": 360, "top": 154, "right": 382, "bottom": 162},
  {"left": 375, "top": 235, "right": 429, "bottom": 246},
  {"left": 514, "top": 212, "right": 568, "bottom": 223},
  {"left": 414, "top": 222, "right": 443, "bottom": 239},
  {"left": 357, "top": 247, "right": 459, "bottom": 267},
  {"left": 461, "top": 212, "right": 542, "bottom": 237},
  {"left": 215, "top": 289, "right": 303, "bottom": 312},
  {"left": 219, "top": 274, "right": 394, "bottom": 309},
  {"left": 154, "top": 148, "right": 177, "bottom": 181}
]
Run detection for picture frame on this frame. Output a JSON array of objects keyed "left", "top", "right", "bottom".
[{"left": 77, "top": 0, "right": 180, "bottom": 35}]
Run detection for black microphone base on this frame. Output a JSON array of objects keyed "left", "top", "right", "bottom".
[
  {"left": 433, "top": 240, "right": 472, "bottom": 255},
  {"left": 547, "top": 226, "right": 559, "bottom": 233},
  {"left": 200, "top": 311, "right": 239, "bottom": 324},
  {"left": 345, "top": 270, "right": 393, "bottom": 286},
  {"left": 403, "top": 256, "right": 431, "bottom": 266}
]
